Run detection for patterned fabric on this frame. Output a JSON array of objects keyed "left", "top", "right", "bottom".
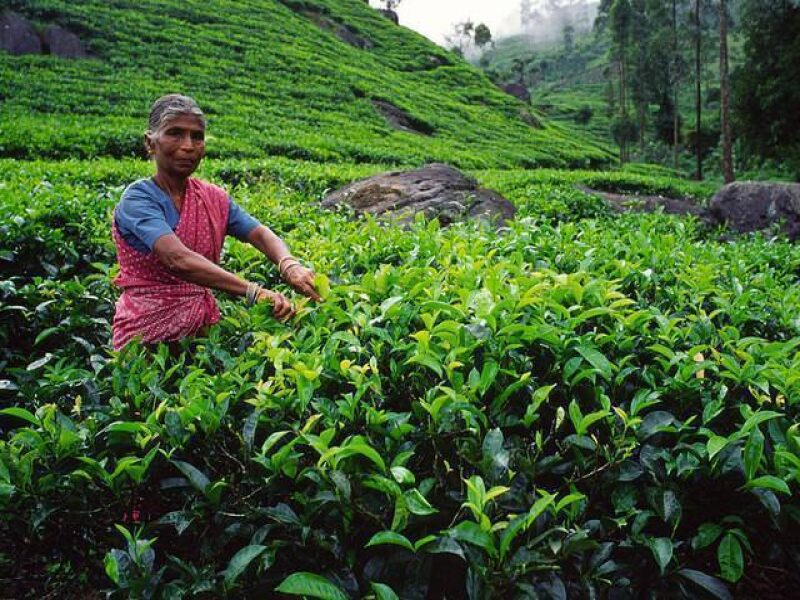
[{"left": 111, "top": 178, "right": 230, "bottom": 349}]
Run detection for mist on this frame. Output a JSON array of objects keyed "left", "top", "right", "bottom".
[{"left": 369, "top": 0, "right": 599, "bottom": 48}]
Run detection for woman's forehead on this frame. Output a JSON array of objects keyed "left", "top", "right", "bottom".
[{"left": 160, "top": 114, "right": 205, "bottom": 130}]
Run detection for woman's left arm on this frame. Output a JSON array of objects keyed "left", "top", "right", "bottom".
[{"left": 246, "top": 225, "right": 321, "bottom": 301}]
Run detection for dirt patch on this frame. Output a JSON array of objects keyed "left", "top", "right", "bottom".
[
  {"left": 577, "top": 185, "right": 706, "bottom": 218},
  {"left": 307, "top": 12, "right": 374, "bottom": 49},
  {"left": 279, "top": 1, "right": 374, "bottom": 50},
  {"left": 372, "top": 99, "right": 434, "bottom": 136}
]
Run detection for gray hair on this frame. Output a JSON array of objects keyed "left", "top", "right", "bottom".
[{"left": 147, "top": 94, "right": 206, "bottom": 133}]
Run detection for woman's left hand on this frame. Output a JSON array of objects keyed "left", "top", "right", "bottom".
[{"left": 283, "top": 265, "right": 322, "bottom": 302}]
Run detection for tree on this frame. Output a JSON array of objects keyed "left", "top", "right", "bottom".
[
  {"left": 719, "top": 0, "right": 734, "bottom": 182},
  {"left": 474, "top": 23, "right": 493, "bottom": 51},
  {"left": 610, "top": 0, "right": 634, "bottom": 163},
  {"left": 734, "top": 0, "right": 800, "bottom": 177},
  {"left": 562, "top": 23, "right": 576, "bottom": 54},
  {"left": 693, "top": 0, "right": 703, "bottom": 179},
  {"left": 445, "top": 20, "right": 475, "bottom": 57},
  {"left": 671, "top": 0, "right": 680, "bottom": 168},
  {"left": 629, "top": 0, "right": 648, "bottom": 152},
  {"left": 511, "top": 55, "right": 537, "bottom": 87}
]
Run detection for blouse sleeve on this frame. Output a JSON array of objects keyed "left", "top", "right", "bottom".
[
  {"left": 226, "top": 197, "right": 261, "bottom": 241},
  {"left": 114, "top": 183, "right": 175, "bottom": 252}
]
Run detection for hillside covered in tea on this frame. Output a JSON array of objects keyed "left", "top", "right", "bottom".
[{"left": 0, "top": 0, "right": 611, "bottom": 168}]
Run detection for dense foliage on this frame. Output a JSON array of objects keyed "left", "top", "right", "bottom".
[
  {"left": 481, "top": 0, "right": 800, "bottom": 180},
  {"left": 733, "top": 0, "right": 800, "bottom": 176},
  {"left": 0, "top": 0, "right": 610, "bottom": 169},
  {"left": 1, "top": 157, "right": 798, "bottom": 598},
  {"left": 1, "top": 0, "right": 799, "bottom": 598}
]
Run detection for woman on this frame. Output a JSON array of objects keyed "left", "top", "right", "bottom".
[{"left": 112, "top": 93, "right": 320, "bottom": 349}]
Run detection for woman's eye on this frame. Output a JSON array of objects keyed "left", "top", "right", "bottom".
[{"left": 191, "top": 132, "right": 205, "bottom": 141}]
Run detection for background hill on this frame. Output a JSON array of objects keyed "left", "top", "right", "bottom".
[
  {"left": 0, "top": 0, "right": 612, "bottom": 168},
  {"left": 481, "top": 33, "right": 615, "bottom": 153}
]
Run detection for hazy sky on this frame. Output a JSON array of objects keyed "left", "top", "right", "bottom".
[{"left": 371, "top": 1, "right": 523, "bottom": 44}]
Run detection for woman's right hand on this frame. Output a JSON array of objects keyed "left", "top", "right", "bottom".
[{"left": 257, "top": 289, "right": 295, "bottom": 321}]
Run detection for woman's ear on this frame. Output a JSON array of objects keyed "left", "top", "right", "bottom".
[{"left": 143, "top": 132, "right": 155, "bottom": 156}]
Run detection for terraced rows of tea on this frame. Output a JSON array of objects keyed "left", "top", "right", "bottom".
[
  {"left": 0, "top": 0, "right": 610, "bottom": 169},
  {"left": 1, "top": 1, "right": 799, "bottom": 598}
]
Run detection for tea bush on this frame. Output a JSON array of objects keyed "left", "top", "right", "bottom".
[{"left": 1, "top": 157, "right": 799, "bottom": 598}]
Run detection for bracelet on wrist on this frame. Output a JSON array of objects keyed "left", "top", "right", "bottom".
[
  {"left": 278, "top": 255, "right": 297, "bottom": 274},
  {"left": 245, "top": 281, "right": 262, "bottom": 306}
]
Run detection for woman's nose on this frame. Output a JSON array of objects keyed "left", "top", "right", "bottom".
[{"left": 180, "top": 134, "right": 196, "bottom": 150}]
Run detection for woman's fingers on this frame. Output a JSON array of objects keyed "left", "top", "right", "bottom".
[
  {"left": 272, "top": 293, "right": 294, "bottom": 321},
  {"left": 286, "top": 267, "right": 322, "bottom": 301},
  {"left": 257, "top": 290, "right": 295, "bottom": 321},
  {"left": 299, "top": 272, "right": 322, "bottom": 302}
]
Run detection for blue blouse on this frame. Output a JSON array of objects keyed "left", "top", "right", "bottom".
[{"left": 114, "top": 178, "right": 261, "bottom": 253}]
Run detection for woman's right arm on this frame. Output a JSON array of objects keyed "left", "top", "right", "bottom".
[{"left": 153, "top": 234, "right": 294, "bottom": 320}]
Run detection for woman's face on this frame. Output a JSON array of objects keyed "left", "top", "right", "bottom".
[{"left": 146, "top": 114, "right": 206, "bottom": 178}]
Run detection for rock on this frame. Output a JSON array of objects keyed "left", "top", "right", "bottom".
[
  {"left": 378, "top": 9, "right": 399, "bottom": 24},
  {"left": 0, "top": 12, "right": 41, "bottom": 55},
  {"left": 500, "top": 83, "right": 531, "bottom": 103},
  {"left": 321, "top": 163, "right": 516, "bottom": 227},
  {"left": 42, "top": 25, "right": 87, "bottom": 58},
  {"left": 372, "top": 99, "right": 434, "bottom": 135},
  {"left": 709, "top": 182, "right": 800, "bottom": 240}
]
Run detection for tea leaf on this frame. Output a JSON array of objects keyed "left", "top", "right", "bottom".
[
  {"left": 366, "top": 531, "right": 415, "bottom": 552},
  {"left": 718, "top": 533, "right": 744, "bottom": 583},
  {"left": 275, "top": 572, "right": 348, "bottom": 600},
  {"left": 371, "top": 582, "right": 400, "bottom": 600},
  {"left": 648, "top": 537, "right": 673, "bottom": 575},
  {"left": 745, "top": 475, "right": 790, "bottom": 496},
  {"left": 0, "top": 407, "right": 38, "bottom": 426},
  {"left": 678, "top": 569, "right": 732, "bottom": 600},
  {"left": 224, "top": 545, "right": 267, "bottom": 587}
]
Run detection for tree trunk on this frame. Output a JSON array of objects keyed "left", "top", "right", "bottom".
[
  {"left": 719, "top": 0, "right": 734, "bottom": 182},
  {"left": 619, "top": 58, "right": 627, "bottom": 163},
  {"left": 638, "top": 101, "right": 645, "bottom": 153},
  {"left": 694, "top": 0, "right": 703, "bottom": 180},
  {"left": 672, "top": 0, "right": 680, "bottom": 169}
]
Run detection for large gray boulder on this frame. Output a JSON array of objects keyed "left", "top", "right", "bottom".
[
  {"left": 709, "top": 182, "right": 800, "bottom": 240},
  {"left": 0, "top": 12, "right": 41, "bottom": 55},
  {"left": 42, "top": 25, "right": 87, "bottom": 58},
  {"left": 321, "top": 163, "right": 517, "bottom": 227}
]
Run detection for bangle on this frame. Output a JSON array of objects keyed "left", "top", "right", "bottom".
[
  {"left": 278, "top": 255, "right": 297, "bottom": 274},
  {"left": 245, "top": 281, "right": 262, "bottom": 306}
]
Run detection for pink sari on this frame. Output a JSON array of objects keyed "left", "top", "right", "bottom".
[{"left": 111, "top": 178, "right": 230, "bottom": 350}]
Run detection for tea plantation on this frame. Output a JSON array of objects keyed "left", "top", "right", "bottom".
[{"left": 1, "top": 1, "right": 799, "bottom": 599}]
